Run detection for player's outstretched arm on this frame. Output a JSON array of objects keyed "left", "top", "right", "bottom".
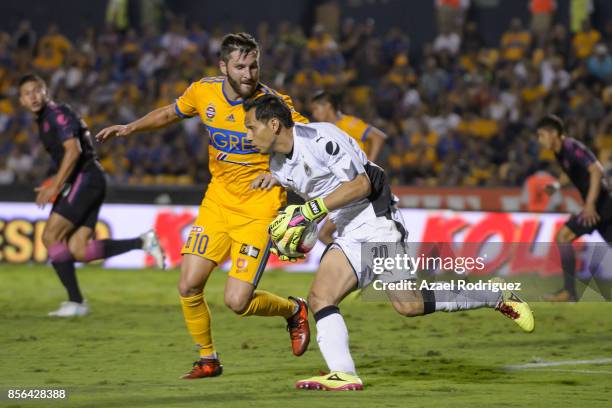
[{"left": 95, "top": 103, "right": 181, "bottom": 142}]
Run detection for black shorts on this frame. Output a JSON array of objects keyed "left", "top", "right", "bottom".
[
  {"left": 565, "top": 214, "right": 612, "bottom": 243},
  {"left": 51, "top": 169, "right": 106, "bottom": 229}
]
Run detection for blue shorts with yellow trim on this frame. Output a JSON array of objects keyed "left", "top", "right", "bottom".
[{"left": 181, "top": 197, "right": 272, "bottom": 286}]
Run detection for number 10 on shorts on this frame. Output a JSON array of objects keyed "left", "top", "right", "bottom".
[{"left": 185, "top": 231, "right": 209, "bottom": 255}]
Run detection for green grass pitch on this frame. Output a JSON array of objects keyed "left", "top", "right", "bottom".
[{"left": 1, "top": 264, "right": 612, "bottom": 408}]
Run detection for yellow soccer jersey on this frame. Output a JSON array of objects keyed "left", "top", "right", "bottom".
[
  {"left": 335, "top": 114, "right": 372, "bottom": 151},
  {"left": 175, "top": 76, "right": 308, "bottom": 219}
]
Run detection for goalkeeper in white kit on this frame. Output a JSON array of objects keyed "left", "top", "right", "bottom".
[{"left": 244, "top": 94, "right": 535, "bottom": 391}]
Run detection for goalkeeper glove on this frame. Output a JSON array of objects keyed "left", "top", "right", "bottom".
[
  {"left": 269, "top": 246, "right": 305, "bottom": 262},
  {"left": 269, "top": 198, "right": 328, "bottom": 255}
]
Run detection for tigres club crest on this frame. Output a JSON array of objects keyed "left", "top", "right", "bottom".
[{"left": 206, "top": 104, "right": 216, "bottom": 120}]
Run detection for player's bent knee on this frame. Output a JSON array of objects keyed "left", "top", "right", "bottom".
[
  {"left": 307, "top": 291, "right": 334, "bottom": 314},
  {"left": 42, "top": 229, "right": 62, "bottom": 249},
  {"left": 177, "top": 279, "right": 203, "bottom": 298},
  {"left": 556, "top": 229, "right": 573, "bottom": 244},
  {"left": 391, "top": 300, "right": 424, "bottom": 317},
  {"left": 224, "top": 292, "right": 250, "bottom": 315},
  {"left": 68, "top": 242, "right": 88, "bottom": 262}
]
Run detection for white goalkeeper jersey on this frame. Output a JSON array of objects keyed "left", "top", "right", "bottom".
[{"left": 269, "top": 122, "right": 395, "bottom": 236}]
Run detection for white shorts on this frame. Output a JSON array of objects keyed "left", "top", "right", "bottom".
[{"left": 327, "top": 208, "right": 414, "bottom": 288}]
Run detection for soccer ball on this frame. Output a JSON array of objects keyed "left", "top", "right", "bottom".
[{"left": 276, "top": 221, "right": 319, "bottom": 258}]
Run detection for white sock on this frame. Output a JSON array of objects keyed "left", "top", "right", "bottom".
[
  {"left": 423, "top": 289, "right": 501, "bottom": 312},
  {"left": 315, "top": 309, "right": 356, "bottom": 375}
]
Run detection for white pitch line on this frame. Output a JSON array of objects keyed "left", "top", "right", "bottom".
[
  {"left": 537, "top": 369, "right": 612, "bottom": 375},
  {"left": 504, "top": 358, "right": 612, "bottom": 371}
]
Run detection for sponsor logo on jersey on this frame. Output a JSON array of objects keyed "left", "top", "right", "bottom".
[
  {"left": 226, "top": 113, "right": 235, "bottom": 122},
  {"left": 206, "top": 103, "right": 216, "bottom": 120},
  {"left": 56, "top": 113, "right": 68, "bottom": 126},
  {"left": 325, "top": 141, "right": 340, "bottom": 156},
  {"left": 236, "top": 257, "right": 248, "bottom": 273},
  {"left": 239, "top": 244, "right": 260, "bottom": 259},
  {"left": 208, "top": 125, "right": 258, "bottom": 155}
]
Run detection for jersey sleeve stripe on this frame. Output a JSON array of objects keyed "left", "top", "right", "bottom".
[
  {"left": 200, "top": 76, "right": 224, "bottom": 83},
  {"left": 174, "top": 102, "right": 195, "bottom": 119},
  {"left": 361, "top": 126, "right": 372, "bottom": 142}
]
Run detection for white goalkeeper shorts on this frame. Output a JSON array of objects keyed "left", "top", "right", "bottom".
[{"left": 325, "top": 207, "right": 414, "bottom": 288}]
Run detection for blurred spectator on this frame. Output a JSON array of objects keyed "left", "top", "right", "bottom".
[
  {"left": 501, "top": 18, "right": 532, "bottom": 61},
  {"left": 571, "top": 0, "right": 594, "bottom": 32},
  {"left": 433, "top": 27, "right": 461, "bottom": 56},
  {"left": 7, "top": 145, "right": 33, "bottom": 183},
  {"left": 106, "top": 0, "right": 130, "bottom": 31},
  {"left": 0, "top": 156, "right": 15, "bottom": 185},
  {"left": 13, "top": 20, "right": 36, "bottom": 53},
  {"left": 461, "top": 21, "right": 483, "bottom": 54},
  {"left": 435, "top": 0, "right": 469, "bottom": 34},
  {"left": 541, "top": 55, "right": 571, "bottom": 91},
  {"left": 573, "top": 20, "right": 601, "bottom": 59},
  {"left": 420, "top": 57, "right": 448, "bottom": 103},
  {"left": 38, "top": 24, "right": 72, "bottom": 64},
  {"left": 530, "top": 0, "right": 556, "bottom": 46},
  {"left": 587, "top": 43, "right": 612, "bottom": 83}
]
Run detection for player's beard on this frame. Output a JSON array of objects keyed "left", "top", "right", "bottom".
[{"left": 227, "top": 74, "right": 257, "bottom": 99}]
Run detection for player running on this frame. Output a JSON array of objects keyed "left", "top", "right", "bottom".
[
  {"left": 18, "top": 74, "right": 165, "bottom": 317},
  {"left": 96, "top": 33, "right": 310, "bottom": 379},
  {"left": 536, "top": 114, "right": 612, "bottom": 302},
  {"left": 245, "top": 94, "right": 534, "bottom": 391},
  {"left": 310, "top": 90, "right": 387, "bottom": 245}
]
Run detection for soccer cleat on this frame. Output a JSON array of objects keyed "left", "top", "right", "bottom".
[
  {"left": 48, "top": 300, "right": 89, "bottom": 317},
  {"left": 296, "top": 371, "right": 363, "bottom": 391},
  {"left": 543, "top": 289, "right": 577, "bottom": 302},
  {"left": 141, "top": 230, "right": 166, "bottom": 270},
  {"left": 286, "top": 297, "right": 310, "bottom": 356},
  {"left": 493, "top": 278, "right": 535, "bottom": 333},
  {"left": 180, "top": 357, "right": 223, "bottom": 379}
]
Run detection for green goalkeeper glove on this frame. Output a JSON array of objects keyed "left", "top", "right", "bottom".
[{"left": 269, "top": 198, "right": 328, "bottom": 256}]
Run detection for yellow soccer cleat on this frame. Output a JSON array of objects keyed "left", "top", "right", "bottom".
[
  {"left": 296, "top": 371, "right": 363, "bottom": 391},
  {"left": 493, "top": 278, "right": 535, "bottom": 333}
]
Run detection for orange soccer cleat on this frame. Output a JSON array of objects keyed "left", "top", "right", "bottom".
[
  {"left": 180, "top": 357, "right": 223, "bottom": 379},
  {"left": 286, "top": 297, "right": 310, "bottom": 356}
]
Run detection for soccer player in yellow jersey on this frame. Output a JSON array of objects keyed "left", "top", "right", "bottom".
[
  {"left": 96, "top": 33, "right": 310, "bottom": 379},
  {"left": 310, "top": 90, "right": 387, "bottom": 245}
]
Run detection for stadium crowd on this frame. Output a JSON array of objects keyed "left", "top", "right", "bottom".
[{"left": 1, "top": 3, "right": 611, "bottom": 187}]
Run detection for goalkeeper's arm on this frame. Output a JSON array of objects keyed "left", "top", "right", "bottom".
[
  {"left": 321, "top": 173, "right": 371, "bottom": 212},
  {"left": 269, "top": 173, "right": 371, "bottom": 259}
]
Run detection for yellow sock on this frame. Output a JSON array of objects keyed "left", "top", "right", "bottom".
[
  {"left": 179, "top": 293, "right": 215, "bottom": 357},
  {"left": 240, "top": 290, "right": 296, "bottom": 319}
]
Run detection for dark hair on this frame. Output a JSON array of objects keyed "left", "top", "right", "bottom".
[
  {"left": 536, "top": 114, "right": 565, "bottom": 135},
  {"left": 311, "top": 90, "right": 342, "bottom": 111},
  {"left": 18, "top": 73, "right": 46, "bottom": 89},
  {"left": 244, "top": 94, "right": 294, "bottom": 128},
  {"left": 219, "top": 32, "right": 259, "bottom": 62}
]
